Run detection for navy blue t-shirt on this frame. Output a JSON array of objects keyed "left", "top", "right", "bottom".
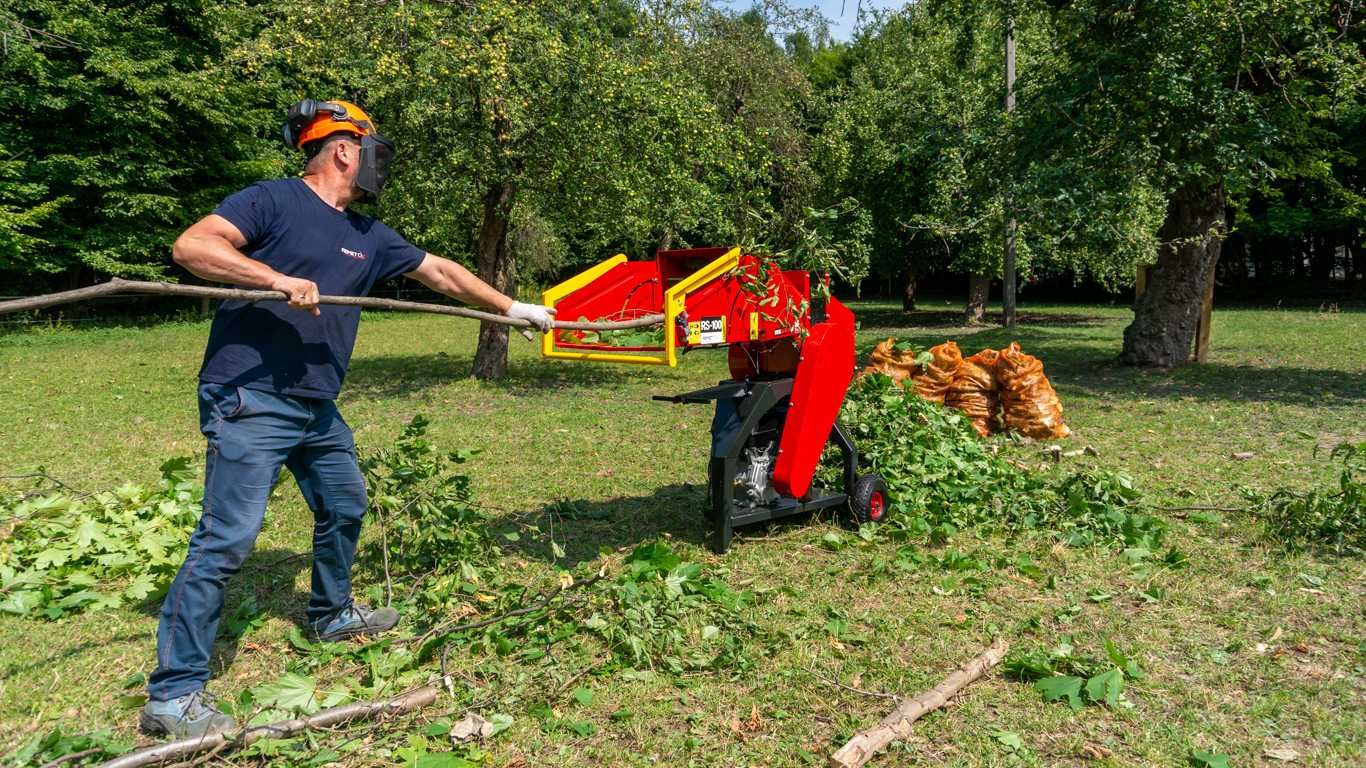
[{"left": 198, "top": 178, "right": 427, "bottom": 399}]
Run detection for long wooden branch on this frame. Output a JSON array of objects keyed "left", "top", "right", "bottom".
[
  {"left": 0, "top": 279, "right": 664, "bottom": 333},
  {"left": 828, "top": 638, "right": 1009, "bottom": 768},
  {"left": 98, "top": 685, "right": 438, "bottom": 768}
]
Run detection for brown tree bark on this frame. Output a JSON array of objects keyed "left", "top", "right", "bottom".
[
  {"left": 964, "top": 273, "right": 990, "bottom": 323},
  {"left": 902, "top": 268, "right": 918, "bottom": 311},
  {"left": 828, "top": 639, "right": 1009, "bottom": 768},
  {"left": 1121, "top": 181, "right": 1225, "bottom": 367},
  {"left": 471, "top": 180, "right": 518, "bottom": 381}
]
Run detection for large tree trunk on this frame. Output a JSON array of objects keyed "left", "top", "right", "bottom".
[
  {"left": 1121, "top": 181, "right": 1225, "bottom": 367},
  {"left": 964, "top": 273, "right": 990, "bottom": 323},
  {"left": 471, "top": 180, "right": 517, "bottom": 381},
  {"left": 902, "top": 267, "right": 918, "bottom": 311}
]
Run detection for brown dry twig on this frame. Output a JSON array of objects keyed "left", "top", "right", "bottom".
[
  {"left": 0, "top": 279, "right": 663, "bottom": 339},
  {"left": 98, "top": 686, "right": 437, "bottom": 768},
  {"left": 828, "top": 639, "right": 1009, "bottom": 768}
]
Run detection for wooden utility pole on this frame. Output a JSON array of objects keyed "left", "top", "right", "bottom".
[{"left": 1002, "top": 9, "right": 1018, "bottom": 328}]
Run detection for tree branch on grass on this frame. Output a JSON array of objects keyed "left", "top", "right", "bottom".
[
  {"left": 828, "top": 639, "right": 1009, "bottom": 768},
  {"left": 97, "top": 686, "right": 437, "bottom": 768},
  {"left": 411, "top": 570, "right": 606, "bottom": 651}
]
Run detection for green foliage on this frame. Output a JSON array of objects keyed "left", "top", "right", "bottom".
[
  {"left": 360, "top": 412, "right": 499, "bottom": 584},
  {"left": 1017, "top": 0, "right": 1365, "bottom": 286},
  {"left": 1005, "top": 636, "right": 1144, "bottom": 712},
  {"left": 557, "top": 317, "right": 665, "bottom": 348},
  {"left": 0, "top": 0, "right": 281, "bottom": 282},
  {"left": 745, "top": 199, "right": 873, "bottom": 296},
  {"left": 828, "top": 374, "right": 1161, "bottom": 548},
  {"left": 1189, "top": 750, "right": 1231, "bottom": 768},
  {"left": 358, "top": 417, "right": 755, "bottom": 675},
  {"left": 0, "top": 458, "right": 200, "bottom": 618},
  {"left": 820, "top": 0, "right": 1030, "bottom": 284},
  {"left": 4, "top": 724, "right": 128, "bottom": 767},
  {"left": 580, "top": 541, "right": 754, "bottom": 671},
  {"left": 1252, "top": 442, "right": 1365, "bottom": 554}
]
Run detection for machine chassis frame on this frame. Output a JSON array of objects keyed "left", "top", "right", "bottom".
[{"left": 655, "top": 377, "right": 860, "bottom": 553}]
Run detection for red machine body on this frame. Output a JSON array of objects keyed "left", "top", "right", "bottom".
[
  {"left": 770, "top": 298, "right": 856, "bottom": 498},
  {"left": 542, "top": 246, "right": 883, "bottom": 553}
]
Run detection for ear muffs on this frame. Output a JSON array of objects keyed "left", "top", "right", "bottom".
[{"left": 281, "top": 99, "right": 348, "bottom": 148}]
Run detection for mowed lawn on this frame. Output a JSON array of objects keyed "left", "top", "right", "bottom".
[{"left": 1, "top": 300, "right": 1362, "bottom": 766}]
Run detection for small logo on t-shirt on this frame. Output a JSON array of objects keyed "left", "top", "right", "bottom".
[{"left": 340, "top": 247, "right": 368, "bottom": 261}]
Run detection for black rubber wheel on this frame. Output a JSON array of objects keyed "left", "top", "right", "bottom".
[{"left": 850, "top": 474, "right": 889, "bottom": 524}]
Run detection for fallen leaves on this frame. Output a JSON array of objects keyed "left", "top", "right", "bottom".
[{"left": 729, "top": 704, "right": 763, "bottom": 739}]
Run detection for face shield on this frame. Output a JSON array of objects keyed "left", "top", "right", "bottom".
[{"left": 355, "top": 133, "right": 395, "bottom": 200}]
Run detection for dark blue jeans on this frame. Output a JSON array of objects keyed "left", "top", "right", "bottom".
[{"left": 148, "top": 383, "right": 368, "bottom": 701}]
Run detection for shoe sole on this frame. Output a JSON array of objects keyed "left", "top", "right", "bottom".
[
  {"left": 139, "top": 711, "right": 237, "bottom": 740},
  {"left": 138, "top": 711, "right": 169, "bottom": 737},
  {"left": 316, "top": 620, "right": 399, "bottom": 643}
]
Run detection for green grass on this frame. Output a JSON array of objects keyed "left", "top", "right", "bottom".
[{"left": 1, "top": 300, "right": 1362, "bottom": 766}]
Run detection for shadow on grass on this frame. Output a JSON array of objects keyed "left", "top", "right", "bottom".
[
  {"left": 209, "top": 548, "right": 313, "bottom": 676},
  {"left": 130, "top": 547, "right": 312, "bottom": 683},
  {"left": 856, "top": 307, "right": 1113, "bottom": 330},
  {"left": 857, "top": 324, "right": 1366, "bottom": 407},
  {"left": 0, "top": 630, "right": 155, "bottom": 683},
  {"left": 502, "top": 484, "right": 711, "bottom": 566},
  {"left": 345, "top": 352, "right": 667, "bottom": 399},
  {"left": 504, "top": 483, "right": 835, "bottom": 566},
  {"left": 0, "top": 549, "right": 310, "bottom": 688}
]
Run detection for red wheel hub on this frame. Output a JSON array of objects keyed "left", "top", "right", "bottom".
[{"left": 869, "top": 491, "right": 885, "bottom": 520}]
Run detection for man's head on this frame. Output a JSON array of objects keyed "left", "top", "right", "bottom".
[{"left": 282, "top": 99, "right": 394, "bottom": 201}]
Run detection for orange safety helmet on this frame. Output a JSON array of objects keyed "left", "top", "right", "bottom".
[
  {"left": 281, "top": 98, "right": 395, "bottom": 198},
  {"left": 282, "top": 99, "right": 380, "bottom": 149}
]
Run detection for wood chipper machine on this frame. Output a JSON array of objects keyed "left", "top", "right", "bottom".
[{"left": 541, "top": 247, "right": 889, "bottom": 553}]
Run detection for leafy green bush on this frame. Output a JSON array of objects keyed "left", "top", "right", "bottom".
[
  {"left": 0, "top": 458, "right": 200, "bottom": 618},
  {"left": 581, "top": 541, "right": 754, "bottom": 671},
  {"left": 359, "top": 415, "right": 501, "bottom": 615},
  {"left": 1253, "top": 442, "right": 1364, "bottom": 554},
  {"left": 828, "top": 374, "right": 1161, "bottom": 548}
]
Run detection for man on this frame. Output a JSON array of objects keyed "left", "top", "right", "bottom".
[{"left": 140, "top": 100, "right": 556, "bottom": 738}]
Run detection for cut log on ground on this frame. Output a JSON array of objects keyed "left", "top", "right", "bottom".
[
  {"left": 0, "top": 278, "right": 664, "bottom": 340},
  {"left": 98, "top": 685, "right": 438, "bottom": 768},
  {"left": 828, "top": 638, "right": 1009, "bottom": 768}
]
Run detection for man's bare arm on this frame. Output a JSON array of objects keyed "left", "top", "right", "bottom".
[
  {"left": 406, "top": 254, "right": 555, "bottom": 331},
  {"left": 172, "top": 214, "right": 321, "bottom": 316},
  {"left": 405, "top": 254, "right": 514, "bottom": 313}
]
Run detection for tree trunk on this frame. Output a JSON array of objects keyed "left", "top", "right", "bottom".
[
  {"left": 964, "top": 273, "right": 990, "bottom": 324},
  {"left": 471, "top": 180, "right": 518, "bottom": 381},
  {"left": 902, "top": 268, "right": 918, "bottom": 311},
  {"left": 1120, "top": 181, "right": 1225, "bottom": 367}
]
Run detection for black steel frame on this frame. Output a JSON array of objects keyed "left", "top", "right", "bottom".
[{"left": 654, "top": 378, "right": 859, "bottom": 553}]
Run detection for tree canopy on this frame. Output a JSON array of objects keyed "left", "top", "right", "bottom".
[{"left": 1, "top": 0, "right": 1360, "bottom": 368}]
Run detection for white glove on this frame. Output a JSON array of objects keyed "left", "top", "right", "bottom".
[{"left": 506, "top": 301, "right": 557, "bottom": 333}]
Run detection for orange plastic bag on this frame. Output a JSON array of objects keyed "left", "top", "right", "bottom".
[
  {"left": 911, "top": 341, "right": 962, "bottom": 403},
  {"left": 946, "top": 348, "right": 1001, "bottom": 437},
  {"left": 859, "top": 338, "right": 919, "bottom": 385},
  {"left": 996, "top": 342, "right": 1069, "bottom": 439}
]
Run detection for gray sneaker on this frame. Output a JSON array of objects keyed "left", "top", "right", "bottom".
[
  {"left": 140, "top": 689, "right": 237, "bottom": 739},
  {"left": 313, "top": 602, "right": 400, "bottom": 642}
]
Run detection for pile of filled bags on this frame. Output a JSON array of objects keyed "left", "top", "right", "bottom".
[{"left": 860, "top": 338, "right": 1070, "bottom": 439}]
